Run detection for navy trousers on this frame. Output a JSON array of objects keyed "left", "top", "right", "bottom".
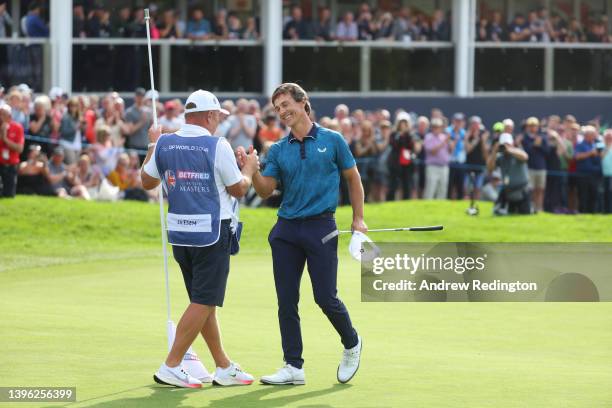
[{"left": 268, "top": 215, "right": 359, "bottom": 369}]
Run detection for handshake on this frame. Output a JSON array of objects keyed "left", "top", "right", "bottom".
[{"left": 235, "top": 146, "right": 260, "bottom": 176}]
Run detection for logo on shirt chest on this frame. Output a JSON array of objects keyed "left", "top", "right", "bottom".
[
  {"left": 317, "top": 147, "right": 327, "bottom": 153},
  {"left": 165, "top": 170, "right": 176, "bottom": 190}
]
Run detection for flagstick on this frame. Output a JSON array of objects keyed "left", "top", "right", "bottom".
[{"left": 145, "top": 9, "right": 172, "bottom": 348}]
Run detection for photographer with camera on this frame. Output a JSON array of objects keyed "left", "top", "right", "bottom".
[
  {"left": 487, "top": 132, "right": 531, "bottom": 215},
  {"left": 0, "top": 104, "right": 25, "bottom": 198}
]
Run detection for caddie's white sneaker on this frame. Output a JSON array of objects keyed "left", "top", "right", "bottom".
[
  {"left": 154, "top": 363, "right": 203, "bottom": 388},
  {"left": 260, "top": 364, "right": 305, "bottom": 385},
  {"left": 212, "top": 362, "right": 254, "bottom": 386},
  {"left": 337, "top": 336, "right": 362, "bottom": 384}
]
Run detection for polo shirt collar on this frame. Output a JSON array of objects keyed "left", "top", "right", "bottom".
[
  {"left": 175, "top": 123, "right": 212, "bottom": 138},
  {"left": 288, "top": 122, "right": 318, "bottom": 143}
]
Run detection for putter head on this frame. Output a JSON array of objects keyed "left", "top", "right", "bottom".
[{"left": 349, "top": 231, "right": 381, "bottom": 262}]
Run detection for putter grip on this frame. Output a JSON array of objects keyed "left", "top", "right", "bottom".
[{"left": 410, "top": 226, "right": 443, "bottom": 231}]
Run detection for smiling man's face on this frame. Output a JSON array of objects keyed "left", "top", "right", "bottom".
[{"left": 273, "top": 93, "right": 304, "bottom": 128}]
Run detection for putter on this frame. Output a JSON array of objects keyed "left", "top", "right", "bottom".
[{"left": 321, "top": 225, "right": 443, "bottom": 244}]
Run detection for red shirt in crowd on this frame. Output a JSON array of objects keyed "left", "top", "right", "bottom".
[
  {"left": 84, "top": 108, "right": 97, "bottom": 144},
  {"left": 0, "top": 121, "right": 25, "bottom": 165}
]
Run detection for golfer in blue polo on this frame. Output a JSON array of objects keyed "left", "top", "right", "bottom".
[{"left": 249, "top": 83, "right": 367, "bottom": 385}]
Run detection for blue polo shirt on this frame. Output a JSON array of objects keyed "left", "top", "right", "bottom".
[
  {"left": 262, "top": 123, "right": 356, "bottom": 219},
  {"left": 574, "top": 140, "right": 602, "bottom": 175}
]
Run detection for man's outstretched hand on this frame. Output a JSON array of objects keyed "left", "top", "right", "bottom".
[{"left": 235, "top": 146, "right": 247, "bottom": 168}]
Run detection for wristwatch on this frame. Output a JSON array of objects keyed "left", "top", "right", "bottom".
[{"left": 148, "top": 142, "right": 156, "bottom": 149}]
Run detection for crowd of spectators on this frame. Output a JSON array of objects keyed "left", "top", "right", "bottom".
[
  {"left": 0, "top": 82, "right": 610, "bottom": 215},
  {"left": 2, "top": 2, "right": 609, "bottom": 44},
  {"left": 478, "top": 7, "right": 612, "bottom": 43},
  {"left": 72, "top": 3, "right": 259, "bottom": 40},
  {"left": 284, "top": 4, "right": 450, "bottom": 42}
]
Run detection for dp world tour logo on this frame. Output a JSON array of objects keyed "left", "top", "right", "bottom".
[{"left": 165, "top": 170, "right": 176, "bottom": 191}]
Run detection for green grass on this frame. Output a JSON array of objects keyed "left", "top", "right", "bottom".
[{"left": 1, "top": 197, "right": 611, "bottom": 407}]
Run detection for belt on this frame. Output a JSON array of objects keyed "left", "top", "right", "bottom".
[{"left": 281, "top": 212, "right": 335, "bottom": 221}]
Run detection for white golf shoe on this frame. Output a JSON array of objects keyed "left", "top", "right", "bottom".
[
  {"left": 260, "top": 364, "right": 305, "bottom": 385},
  {"left": 154, "top": 363, "right": 203, "bottom": 388},
  {"left": 212, "top": 362, "right": 254, "bottom": 386},
  {"left": 337, "top": 336, "right": 362, "bottom": 384}
]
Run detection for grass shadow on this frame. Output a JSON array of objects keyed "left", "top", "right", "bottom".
[
  {"left": 60, "top": 383, "right": 351, "bottom": 408},
  {"left": 207, "top": 383, "right": 351, "bottom": 408}
]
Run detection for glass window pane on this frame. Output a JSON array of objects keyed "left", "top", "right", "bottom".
[
  {"left": 73, "top": 45, "right": 159, "bottom": 93},
  {"left": 170, "top": 46, "right": 262, "bottom": 93},
  {"left": 554, "top": 49, "right": 612, "bottom": 91},
  {"left": 283, "top": 46, "right": 360, "bottom": 91},
  {"left": 475, "top": 48, "right": 544, "bottom": 91},
  {"left": 0, "top": 44, "right": 45, "bottom": 92},
  {"left": 370, "top": 48, "right": 454, "bottom": 91}
]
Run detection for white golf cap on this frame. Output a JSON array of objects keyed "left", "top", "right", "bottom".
[
  {"left": 0, "top": 103, "right": 12, "bottom": 114},
  {"left": 396, "top": 111, "right": 411, "bottom": 123},
  {"left": 184, "top": 89, "right": 229, "bottom": 115},
  {"left": 49, "top": 86, "right": 64, "bottom": 100},
  {"left": 144, "top": 89, "right": 159, "bottom": 100},
  {"left": 502, "top": 118, "right": 514, "bottom": 127},
  {"left": 348, "top": 231, "right": 381, "bottom": 262},
  {"left": 499, "top": 132, "right": 514, "bottom": 145}
]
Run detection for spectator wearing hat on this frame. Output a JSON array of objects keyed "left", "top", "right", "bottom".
[
  {"left": 159, "top": 101, "right": 182, "bottom": 133},
  {"left": 491, "top": 121, "right": 504, "bottom": 144},
  {"left": 0, "top": 104, "right": 24, "bottom": 197},
  {"left": 602, "top": 129, "right": 612, "bottom": 213},
  {"left": 387, "top": 112, "right": 417, "bottom": 201},
  {"left": 447, "top": 113, "right": 466, "bottom": 199},
  {"left": 423, "top": 117, "right": 452, "bottom": 199},
  {"left": 519, "top": 117, "right": 549, "bottom": 212},
  {"left": 574, "top": 126, "right": 602, "bottom": 213},
  {"left": 464, "top": 116, "right": 490, "bottom": 200},
  {"left": 487, "top": 132, "right": 531, "bottom": 214}
]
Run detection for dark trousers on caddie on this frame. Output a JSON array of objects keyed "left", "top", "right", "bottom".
[{"left": 268, "top": 214, "right": 359, "bottom": 369}]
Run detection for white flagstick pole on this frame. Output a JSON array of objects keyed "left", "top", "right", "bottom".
[{"left": 144, "top": 9, "right": 172, "bottom": 347}]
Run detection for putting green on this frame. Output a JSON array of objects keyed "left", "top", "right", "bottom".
[{"left": 1, "top": 197, "right": 611, "bottom": 407}]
